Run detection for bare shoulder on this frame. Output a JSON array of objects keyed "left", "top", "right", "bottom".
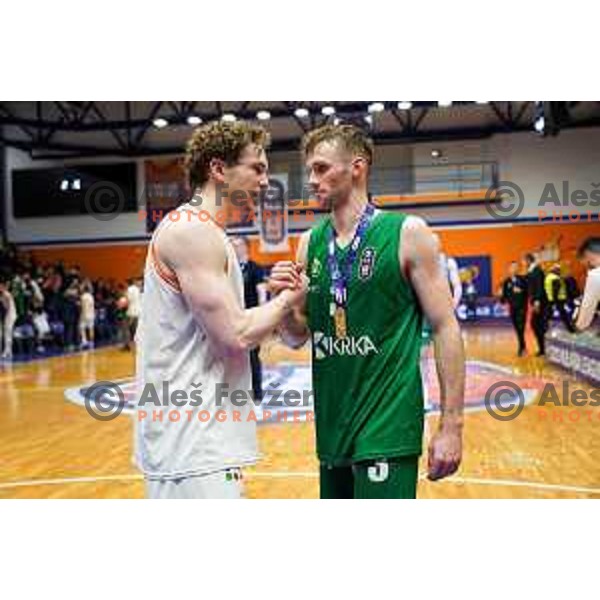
[
  {"left": 158, "top": 217, "right": 226, "bottom": 271},
  {"left": 400, "top": 216, "right": 438, "bottom": 267},
  {"left": 402, "top": 214, "right": 429, "bottom": 232}
]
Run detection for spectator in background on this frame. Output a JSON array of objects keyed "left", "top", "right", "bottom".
[
  {"left": 574, "top": 237, "right": 600, "bottom": 332},
  {"left": 0, "top": 247, "right": 146, "bottom": 354},
  {"left": 79, "top": 282, "right": 95, "bottom": 349},
  {"left": 42, "top": 266, "right": 63, "bottom": 321},
  {"left": 544, "top": 264, "right": 575, "bottom": 332},
  {"left": 116, "top": 287, "right": 130, "bottom": 350},
  {"left": 563, "top": 264, "right": 580, "bottom": 317},
  {"left": 102, "top": 281, "right": 120, "bottom": 343},
  {"left": 0, "top": 280, "right": 17, "bottom": 360},
  {"left": 32, "top": 306, "right": 51, "bottom": 353},
  {"left": 126, "top": 278, "right": 142, "bottom": 350},
  {"left": 231, "top": 236, "right": 268, "bottom": 402},
  {"left": 10, "top": 274, "right": 26, "bottom": 323},
  {"left": 464, "top": 272, "right": 478, "bottom": 321},
  {"left": 62, "top": 280, "right": 81, "bottom": 352},
  {"left": 22, "top": 272, "right": 44, "bottom": 312},
  {"left": 525, "top": 253, "right": 548, "bottom": 356},
  {"left": 64, "top": 266, "right": 81, "bottom": 290},
  {"left": 0, "top": 244, "right": 19, "bottom": 279},
  {"left": 501, "top": 261, "right": 529, "bottom": 356}
]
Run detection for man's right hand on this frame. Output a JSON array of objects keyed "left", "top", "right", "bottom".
[
  {"left": 267, "top": 261, "right": 303, "bottom": 296},
  {"left": 271, "top": 231, "right": 312, "bottom": 349},
  {"left": 279, "top": 271, "right": 308, "bottom": 310}
]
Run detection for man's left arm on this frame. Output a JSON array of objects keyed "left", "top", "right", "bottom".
[{"left": 401, "top": 217, "right": 465, "bottom": 481}]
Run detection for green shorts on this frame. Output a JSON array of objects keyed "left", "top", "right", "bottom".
[{"left": 319, "top": 456, "right": 420, "bottom": 499}]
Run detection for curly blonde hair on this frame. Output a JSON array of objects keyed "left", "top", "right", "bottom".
[
  {"left": 184, "top": 121, "right": 271, "bottom": 190},
  {"left": 301, "top": 123, "right": 374, "bottom": 165}
]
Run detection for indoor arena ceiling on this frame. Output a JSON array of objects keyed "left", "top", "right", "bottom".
[{"left": 1, "top": 101, "right": 599, "bottom": 160}]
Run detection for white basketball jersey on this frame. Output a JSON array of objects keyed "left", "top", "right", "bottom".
[{"left": 135, "top": 203, "right": 258, "bottom": 480}]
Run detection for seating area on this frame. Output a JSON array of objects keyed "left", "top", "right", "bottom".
[{"left": 0, "top": 243, "right": 130, "bottom": 361}]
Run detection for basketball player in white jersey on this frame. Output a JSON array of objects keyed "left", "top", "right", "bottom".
[{"left": 136, "top": 121, "right": 307, "bottom": 499}]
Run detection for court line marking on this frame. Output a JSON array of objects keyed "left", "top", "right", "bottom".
[
  {"left": 0, "top": 475, "right": 142, "bottom": 489},
  {"left": 431, "top": 476, "right": 600, "bottom": 496},
  {"left": 1, "top": 473, "right": 600, "bottom": 496}
]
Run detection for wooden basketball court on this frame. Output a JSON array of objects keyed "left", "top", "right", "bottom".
[{"left": 0, "top": 324, "right": 598, "bottom": 499}]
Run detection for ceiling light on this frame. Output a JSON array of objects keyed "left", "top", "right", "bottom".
[{"left": 368, "top": 102, "right": 385, "bottom": 114}]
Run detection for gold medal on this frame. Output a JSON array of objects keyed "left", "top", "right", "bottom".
[{"left": 334, "top": 306, "right": 347, "bottom": 339}]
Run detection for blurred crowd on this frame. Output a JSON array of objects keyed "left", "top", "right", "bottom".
[{"left": 0, "top": 244, "right": 142, "bottom": 360}]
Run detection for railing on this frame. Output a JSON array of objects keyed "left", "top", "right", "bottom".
[
  {"left": 371, "top": 161, "right": 498, "bottom": 197},
  {"left": 291, "top": 161, "right": 498, "bottom": 201}
]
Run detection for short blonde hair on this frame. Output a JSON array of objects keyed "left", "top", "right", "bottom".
[{"left": 301, "top": 123, "right": 374, "bottom": 165}]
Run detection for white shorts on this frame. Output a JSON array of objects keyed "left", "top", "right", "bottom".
[
  {"left": 145, "top": 468, "right": 245, "bottom": 499},
  {"left": 80, "top": 319, "right": 94, "bottom": 330}
]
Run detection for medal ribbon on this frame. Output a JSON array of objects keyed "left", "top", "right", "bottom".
[{"left": 326, "top": 202, "right": 376, "bottom": 312}]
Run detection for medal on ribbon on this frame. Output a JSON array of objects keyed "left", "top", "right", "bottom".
[{"left": 326, "top": 202, "right": 375, "bottom": 339}]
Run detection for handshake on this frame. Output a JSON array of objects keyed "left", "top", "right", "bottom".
[{"left": 267, "top": 261, "right": 309, "bottom": 310}]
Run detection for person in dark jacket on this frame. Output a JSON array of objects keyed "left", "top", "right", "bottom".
[
  {"left": 231, "top": 236, "right": 267, "bottom": 403},
  {"left": 524, "top": 253, "right": 548, "bottom": 356},
  {"left": 501, "top": 261, "right": 529, "bottom": 356}
]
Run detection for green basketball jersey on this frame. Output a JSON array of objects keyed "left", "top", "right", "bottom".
[{"left": 306, "top": 210, "right": 424, "bottom": 465}]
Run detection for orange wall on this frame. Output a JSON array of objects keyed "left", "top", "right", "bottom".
[
  {"left": 25, "top": 221, "right": 598, "bottom": 292},
  {"left": 28, "top": 244, "right": 148, "bottom": 284},
  {"left": 437, "top": 222, "right": 599, "bottom": 292}
]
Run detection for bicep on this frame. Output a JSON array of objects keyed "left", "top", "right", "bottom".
[
  {"left": 177, "top": 264, "right": 243, "bottom": 331},
  {"left": 404, "top": 223, "right": 455, "bottom": 330},
  {"left": 162, "top": 224, "right": 245, "bottom": 350},
  {"left": 411, "top": 259, "right": 456, "bottom": 330}
]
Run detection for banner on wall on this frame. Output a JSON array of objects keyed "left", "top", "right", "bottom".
[
  {"left": 455, "top": 255, "right": 492, "bottom": 297},
  {"left": 144, "top": 158, "right": 187, "bottom": 233},
  {"left": 259, "top": 174, "right": 289, "bottom": 254}
]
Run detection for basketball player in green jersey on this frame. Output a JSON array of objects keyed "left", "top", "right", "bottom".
[{"left": 269, "top": 124, "right": 465, "bottom": 499}]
